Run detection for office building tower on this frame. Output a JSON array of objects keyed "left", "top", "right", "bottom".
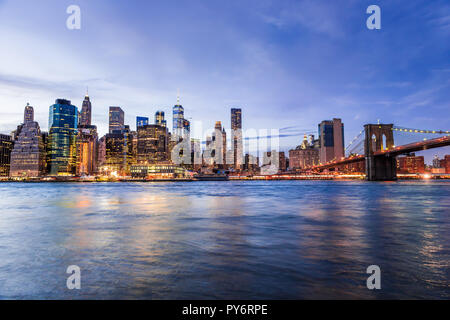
[
  {"left": 0, "top": 134, "right": 13, "bottom": 177},
  {"left": 155, "top": 111, "right": 167, "bottom": 127},
  {"left": 47, "top": 99, "right": 78, "bottom": 175},
  {"left": 97, "top": 136, "right": 106, "bottom": 167},
  {"left": 24, "top": 103, "right": 34, "bottom": 123},
  {"left": 76, "top": 126, "right": 98, "bottom": 176},
  {"left": 173, "top": 97, "right": 185, "bottom": 138},
  {"left": 105, "top": 127, "right": 133, "bottom": 176},
  {"left": 137, "top": 124, "right": 169, "bottom": 164},
  {"left": 318, "top": 118, "right": 344, "bottom": 164},
  {"left": 231, "top": 108, "right": 243, "bottom": 170},
  {"left": 10, "top": 105, "right": 46, "bottom": 177},
  {"left": 109, "top": 106, "right": 124, "bottom": 134},
  {"left": 80, "top": 93, "right": 92, "bottom": 127}
]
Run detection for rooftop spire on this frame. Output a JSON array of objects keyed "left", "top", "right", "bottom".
[
  {"left": 86, "top": 86, "right": 89, "bottom": 97},
  {"left": 177, "top": 88, "right": 180, "bottom": 104}
]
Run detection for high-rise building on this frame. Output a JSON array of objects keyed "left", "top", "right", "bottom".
[
  {"left": 211, "top": 121, "right": 227, "bottom": 168},
  {"left": 47, "top": 99, "right": 78, "bottom": 176},
  {"left": 231, "top": 108, "right": 243, "bottom": 170},
  {"left": 0, "top": 134, "right": 13, "bottom": 177},
  {"left": 97, "top": 136, "right": 106, "bottom": 167},
  {"left": 109, "top": 106, "right": 124, "bottom": 134},
  {"left": 318, "top": 118, "right": 344, "bottom": 164},
  {"left": 105, "top": 127, "right": 133, "bottom": 176},
  {"left": 24, "top": 103, "right": 34, "bottom": 123},
  {"left": 155, "top": 111, "right": 167, "bottom": 127},
  {"left": 137, "top": 116, "right": 149, "bottom": 129},
  {"left": 173, "top": 98, "right": 185, "bottom": 138},
  {"left": 137, "top": 124, "right": 169, "bottom": 164},
  {"left": 76, "top": 126, "right": 98, "bottom": 176},
  {"left": 10, "top": 105, "right": 46, "bottom": 177},
  {"left": 79, "top": 93, "right": 92, "bottom": 127}
]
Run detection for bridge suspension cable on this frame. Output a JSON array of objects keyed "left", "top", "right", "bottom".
[{"left": 393, "top": 126, "right": 450, "bottom": 135}]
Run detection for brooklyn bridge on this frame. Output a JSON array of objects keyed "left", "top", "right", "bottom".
[{"left": 304, "top": 123, "right": 450, "bottom": 181}]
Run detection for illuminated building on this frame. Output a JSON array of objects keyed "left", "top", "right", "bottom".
[
  {"left": 137, "top": 116, "right": 149, "bottom": 129},
  {"left": 318, "top": 118, "right": 344, "bottom": 164},
  {"left": 47, "top": 99, "right": 78, "bottom": 176},
  {"left": 289, "top": 136, "right": 320, "bottom": 170},
  {"left": 173, "top": 97, "right": 185, "bottom": 138},
  {"left": 137, "top": 124, "right": 169, "bottom": 164},
  {"left": 109, "top": 106, "right": 124, "bottom": 134},
  {"left": 79, "top": 93, "right": 92, "bottom": 127},
  {"left": 155, "top": 111, "right": 167, "bottom": 127},
  {"left": 105, "top": 127, "right": 133, "bottom": 176},
  {"left": 231, "top": 108, "right": 243, "bottom": 170},
  {"left": 0, "top": 134, "right": 13, "bottom": 177},
  {"left": 130, "top": 164, "right": 188, "bottom": 179},
  {"left": 10, "top": 105, "right": 46, "bottom": 177},
  {"left": 397, "top": 154, "right": 425, "bottom": 174},
  {"left": 76, "top": 125, "right": 98, "bottom": 176}
]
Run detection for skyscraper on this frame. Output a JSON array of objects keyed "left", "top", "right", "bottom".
[
  {"left": 47, "top": 99, "right": 78, "bottom": 175},
  {"left": 173, "top": 97, "right": 185, "bottom": 138},
  {"left": 109, "top": 106, "right": 124, "bottom": 134},
  {"left": 155, "top": 111, "right": 166, "bottom": 127},
  {"left": 79, "top": 92, "right": 92, "bottom": 126},
  {"left": 137, "top": 124, "right": 169, "bottom": 164},
  {"left": 318, "top": 118, "right": 345, "bottom": 164},
  {"left": 137, "top": 116, "right": 149, "bottom": 129},
  {"left": 24, "top": 103, "right": 34, "bottom": 123},
  {"left": 0, "top": 134, "right": 12, "bottom": 177},
  {"left": 231, "top": 108, "right": 243, "bottom": 170}
]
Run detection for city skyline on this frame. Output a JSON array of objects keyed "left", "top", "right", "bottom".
[{"left": 0, "top": 1, "right": 449, "bottom": 157}]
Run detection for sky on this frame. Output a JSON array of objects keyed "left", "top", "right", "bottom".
[{"left": 0, "top": 0, "right": 449, "bottom": 162}]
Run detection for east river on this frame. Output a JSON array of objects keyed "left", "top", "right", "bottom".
[{"left": 0, "top": 181, "right": 448, "bottom": 299}]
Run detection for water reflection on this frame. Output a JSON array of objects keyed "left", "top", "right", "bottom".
[{"left": 0, "top": 181, "right": 448, "bottom": 299}]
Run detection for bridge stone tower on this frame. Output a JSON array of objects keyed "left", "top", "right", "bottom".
[{"left": 364, "top": 124, "right": 397, "bottom": 181}]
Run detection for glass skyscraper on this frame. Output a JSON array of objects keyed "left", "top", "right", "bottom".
[{"left": 48, "top": 99, "right": 78, "bottom": 176}]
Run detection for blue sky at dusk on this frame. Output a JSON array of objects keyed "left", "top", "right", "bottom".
[{"left": 0, "top": 0, "right": 449, "bottom": 160}]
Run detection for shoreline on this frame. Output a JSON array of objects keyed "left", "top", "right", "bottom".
[{"left": 1, "top": 174, "right": 449, "bottom": 183}]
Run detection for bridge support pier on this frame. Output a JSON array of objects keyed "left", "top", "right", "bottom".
[
  {"left": 365, "top": 155, "right": 397, "bottom": 181},
  {"left": 364, "top": 124, "right": 397, "bottom": 181}
]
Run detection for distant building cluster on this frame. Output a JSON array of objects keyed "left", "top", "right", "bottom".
[
  {"left": 0, "top": 93, "right": 248, "bottom": 179},
  {"left": 1, "top": 94, "right": 448, "bottom": 179}
]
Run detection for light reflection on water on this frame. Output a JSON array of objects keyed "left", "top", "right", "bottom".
[{"left": 0, "top": 181, "right": 449, "bottom": 299}]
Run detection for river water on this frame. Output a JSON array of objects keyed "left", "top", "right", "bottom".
[{"left": 0, "top": 181, "right": 448, "bottom": 299}]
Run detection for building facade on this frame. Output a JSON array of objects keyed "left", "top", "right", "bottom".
[
  {"left": 137, "top": 124, "right": 169, "bottom": 164},
  {"left": 318, "top": 118, "right": 344, "bottom": 164},
  {"left": 155, "top": 111, "right": 166, "bottom": 127},
  {"left": 10, "top": 105, "right": 46, "bottom": 177},
  {"left": 47, "top": 99, "right": 78, "bottom": 176},
  {"left": 231, "top": 108, "right": 243, "bottom": 170},
  {"left": 79, "top": 94, "right": 92, "bottom": 127},
  {"left": 397, "top": 154, "right": 425, "bottom": 174},
  {"left": 109, "top": 106, "right": 124, "bottom": 134},
  {"left": 0, "top": 134, "right": 13, "bottom": 177}
]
